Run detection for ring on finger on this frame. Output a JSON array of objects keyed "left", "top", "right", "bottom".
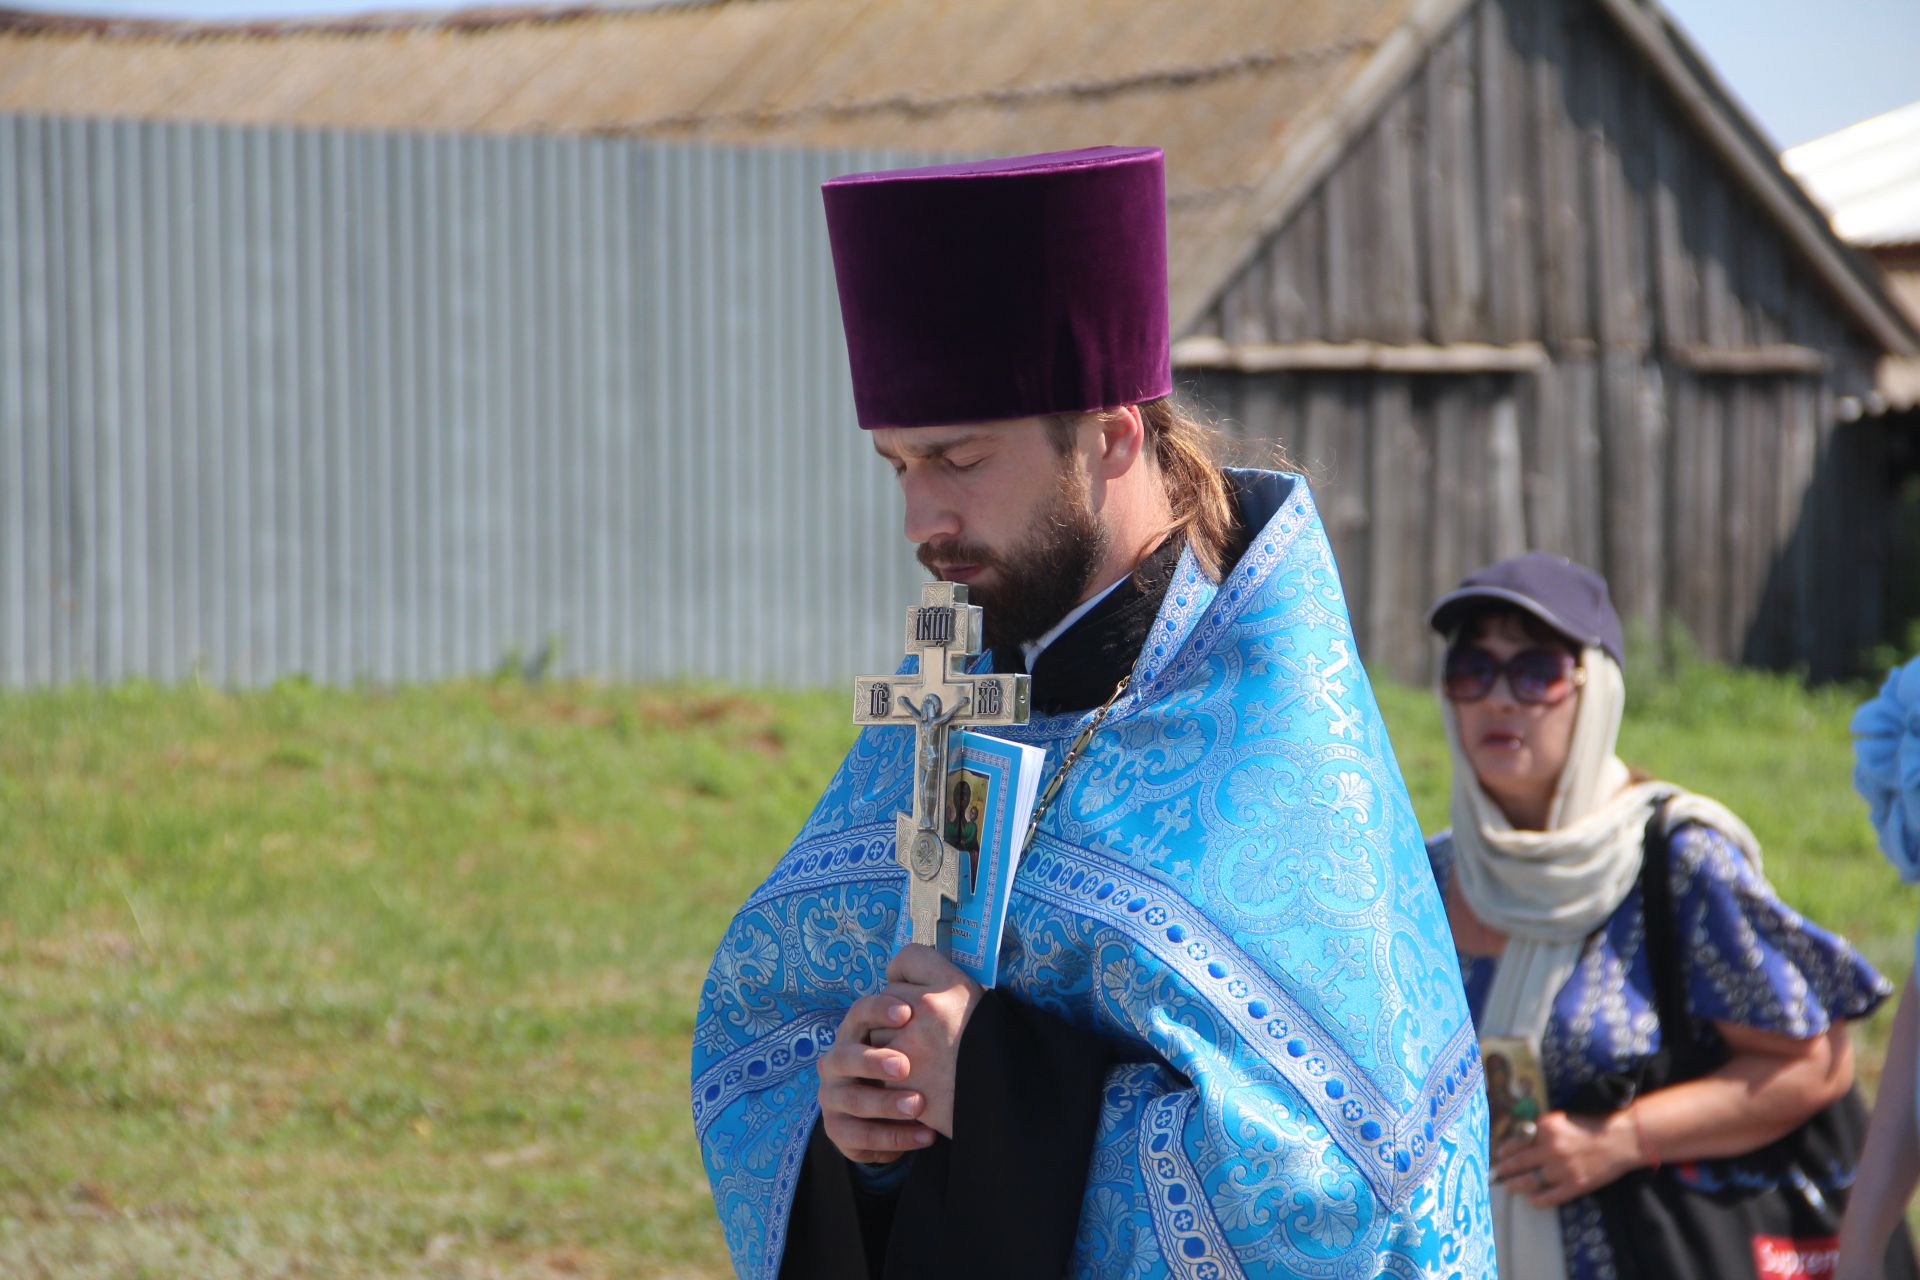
[{"left": 1532, "top": 1168, "right": 1548, "bottom": 1189}]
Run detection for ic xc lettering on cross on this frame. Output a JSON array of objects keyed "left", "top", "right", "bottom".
[{"left": 853, "top": 582, "right": 1031, "bottom": 948}]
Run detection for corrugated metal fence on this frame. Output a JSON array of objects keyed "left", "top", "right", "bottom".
[{"left": 0, "top": 113, "right": 936, "bottom": 687}]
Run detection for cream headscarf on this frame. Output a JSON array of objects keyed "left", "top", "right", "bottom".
[{"left": 1442, "top": 646, "right": 1760, "bottom": 1280}]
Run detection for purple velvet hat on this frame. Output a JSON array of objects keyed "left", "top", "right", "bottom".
[{"left": 822, "top": 146, "right": 1172, "bottom": 430}]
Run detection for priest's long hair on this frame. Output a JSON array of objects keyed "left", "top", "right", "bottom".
[
  {"left": 1138, "top": 395, "right": 1253, "bottom": 582},
  {"left": 1052, "top": 397, "right": 1272, "bottom": 583}
]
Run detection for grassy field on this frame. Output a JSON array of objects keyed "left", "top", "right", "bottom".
[{"left": 0, "top": 660, "right": 1911, "bottom": 1278}]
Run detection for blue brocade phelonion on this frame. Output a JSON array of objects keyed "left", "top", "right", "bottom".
[
  {"left": 1020, "top": 677, "right": 1128, "bottom": 856},
  {"left": 1852, "top": 656, "right": 1920, "bottom": 882}
]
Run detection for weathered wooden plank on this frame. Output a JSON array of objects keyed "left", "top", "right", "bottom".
[
  {"left": 1299, "top": 373, "right": 1340, "bottom": 481},
  {"left": 1697, "top": 167, "right": 1743, "bottom": 349},
  {"left": 1639, "top": 359, "right": 1670, "bottom": 649},
  {"left": 1200, "top": 370, "right": 1290, "bottom": 472},
  {"left": 1584, "top": 24, "right": 1652, "bottom": 355},
  {"left": 1450, "top": 14, "right": 1488, "bottom": 341},
  {"left": 1520, "top": 361, "right": 1574, "bottom": 554},
  {"left": 1749, "top": 378, "right": 1789, "bottom": 665},
  {"left": 1266, "top": 373, "right": 1305, "bottom": 467},
  {"left": 1858, "top": 421, "right": 1897, "bottom": 662},
  {"left": 1191, "top": 302, "right": 1227, "bottom": 343},
  {"left": 1670, "top": 344, "right": 1828, "bottom": 375},
  {"left": 1218, "top": 245, "right": 1271, "bottom": 347},
  {"left": 1263, "top": 208, "right": 1314, "bottom": 344},
  {"left": 1457, "top": 376, "right": 1496, "bottom": 566},
  {"left": 1239, "top": 372, "right": 1287, "bottom": 473},
  {"left": 1849, "top": 408, "right": 1902, "bottom": 671},
  {"left": 1798, "top": 378, "right": 1830, "bottom": 676},
  {"left": 1649, "top": 111, "right": 1694, "bottom": 351},
  {"left": 1418, "top": 29, "right": 1452, "bottom": 344},
  {"left": 1367, "top": 375, "right": 1426, "bottom": 680},
  {"left": 1309, "top": 376, "right": 1373, "bottom": 645},
  {"left": 1779, "top": 377, "right": 1818, "bottom": 668},
  {"left": 1598, "top": 352, "right": 1662, "bottom": 642},
  {"left": 1428, "top": 377, "right": 1474, "bottom": 604},
  {"left": 1804, "top": 380, "right": 1850, "bottom": 679},
  {"left": 1274, "top": 194, "right": 1327, "bottom": 343},
  {"left": 1756, "top": 378, "right": 1799, "bottom": 667},
  {"left": 1587, "top": 40, "right": 1629, "bottom": 353},
  {"left": 1832, "top": 337, "right": 1880, "bottom": 403},
  {"left": 1480, "top": 0, "right": 1538, "bottom": 343},
  {"left": 1758, "top": 380, "right": 1792, "bottom": 666},
  {"left": 1741, "top": 204, "right": 1791, "bottom": 348},
  {"left": 1368, "top": 91, "right": 1423, "bottom": 344},
  {"left": 1661, "top": 367, "right": 1704, "bottom": 654},
  {"left": 1721, "top": 377, "right": 1757, "bottom": 661},
  {"left": 1722, "top": 376, "right": 1751, "bottom": 663},
  {"left": 1424, "top": 15, "right": 1487, "bottom": 343},
  {"left": 1781, "top": 267, "right": 1815, "bottom": 352},
  {"left": 1618, "top": 43, "right": 1656, "bottom": 351},
  {"left": 1687, "top": 377, "right": 1728, "bottom": 662},
  {"left": 1532, "top": 0, "right": 1590, "bottom": 345},
  {"left": 1172, "top": 337, "right": 1548, "bottom": 373},
  {"left": 1564, "top": 356, "right": 1604, "bottom": 572},
  {"left": 1345, "top": 124, "right": 1383, "bottom": 342},
  {"left": 1322, "top": 149, "right": 1357, "bottom": 343},
  {"left": 1727, "top": 378, "right": 1757, "bottom": 663},
  {"left": 1781, "top": 264, "right": 1829, "bottom": 351},
  {"left": 1487, "top": 377, "right": 1528, "bottom": 559},
  {"left": 1186, "top": 371, "right": 1240, "bottom": 449},
  {"left": 1332, "top": 381, "right": 1375, "bottom": 650}
]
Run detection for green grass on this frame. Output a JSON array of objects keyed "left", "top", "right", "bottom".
[
  {"left": 0, "top": 678, "right": 857, "bottom": 1279},
  {"left": 0, "top": 664, "right": 1911, "bottom": 1277}
]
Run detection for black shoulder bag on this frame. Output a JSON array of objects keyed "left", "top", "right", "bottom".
[{"left": 1564, "top": 802, "right": 1918, "bottom": 1280}]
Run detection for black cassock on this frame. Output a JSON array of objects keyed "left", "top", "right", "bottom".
[{"left": 780, "top": 538, "right": 1190, "bottom": 1280}]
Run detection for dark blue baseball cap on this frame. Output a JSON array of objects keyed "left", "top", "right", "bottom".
[{"left": 1427, "top": 551, "right": 1625, "bottom": 668}]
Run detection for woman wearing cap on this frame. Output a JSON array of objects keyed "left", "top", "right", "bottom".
[{"left": 1424, "top": 551, "right": 1891, "bottom": 1280}]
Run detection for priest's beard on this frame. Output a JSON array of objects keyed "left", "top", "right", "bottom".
[{"left": 917, "top": 466, "right": 1109, "bottom": 656}]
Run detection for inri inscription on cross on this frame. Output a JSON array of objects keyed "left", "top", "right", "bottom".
[{"left": 853, "top": 582, "right": 1031, "bottom": 948}]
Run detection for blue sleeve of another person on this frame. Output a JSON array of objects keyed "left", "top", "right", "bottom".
[{"left": 1666, "top": 823, "right": 1892, "bottom": 1037}]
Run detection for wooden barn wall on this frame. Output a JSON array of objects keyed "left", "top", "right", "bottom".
[{"left": 1187, "top": 0, "right": 1884, "bottom": 682}]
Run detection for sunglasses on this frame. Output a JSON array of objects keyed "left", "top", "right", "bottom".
[{"left": 1442, "top": 645, "right": 1586, "bottom": 705}]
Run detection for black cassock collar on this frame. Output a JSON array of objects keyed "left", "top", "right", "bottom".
[{"left": 991, "top": 532, "right": 1185, "bottom": 715}]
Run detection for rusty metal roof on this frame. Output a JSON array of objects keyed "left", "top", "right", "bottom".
[
  {"left": 2, "top": 0, "right": 1915, "bottom": 353},
  {"left": 0, "top": 0, "right": 1421, "bottom": 330}
]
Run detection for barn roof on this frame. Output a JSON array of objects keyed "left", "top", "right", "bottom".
[
  {"left": 2, "top": 0, "right": 1915, "bottom": 353},
  {"left": 1785, "top": 100, "right": 1920, "bottom": 250},
  {"left": 1786, "top": 103, "right": 1920, "bottom": 414}
]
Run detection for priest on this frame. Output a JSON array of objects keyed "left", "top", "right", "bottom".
[{"left": 692, "top": 146, "right": 1493, "bottom": 1279}]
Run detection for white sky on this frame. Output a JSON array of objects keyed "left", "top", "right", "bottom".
[{"left": 7, "top": 0, "right": 1916, "bottom": 149}]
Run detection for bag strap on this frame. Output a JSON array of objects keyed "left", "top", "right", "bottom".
[{"left": 1638, "top": 797, "right": 1708, "bottom": 1074}]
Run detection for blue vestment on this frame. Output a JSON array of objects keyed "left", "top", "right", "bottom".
[{"left": 693, "top": 471, "right": 1495, "bottom": 1278}]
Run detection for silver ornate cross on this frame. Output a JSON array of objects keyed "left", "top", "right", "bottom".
[{"left": 853, "top": 582, "right": 1031, "bottom": 947}]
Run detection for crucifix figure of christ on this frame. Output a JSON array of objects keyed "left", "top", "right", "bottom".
[{"left": 853, "top": 582, "right": 1031, "bottom": 947}]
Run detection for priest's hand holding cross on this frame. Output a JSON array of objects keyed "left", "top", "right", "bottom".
[{"left": 818, "top": 945, "right": 985, "bottom": 1161}]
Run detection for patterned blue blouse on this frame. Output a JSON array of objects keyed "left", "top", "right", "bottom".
[{"left": 1428, "top": 823, "right": 1892, "bottom": 1280}]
